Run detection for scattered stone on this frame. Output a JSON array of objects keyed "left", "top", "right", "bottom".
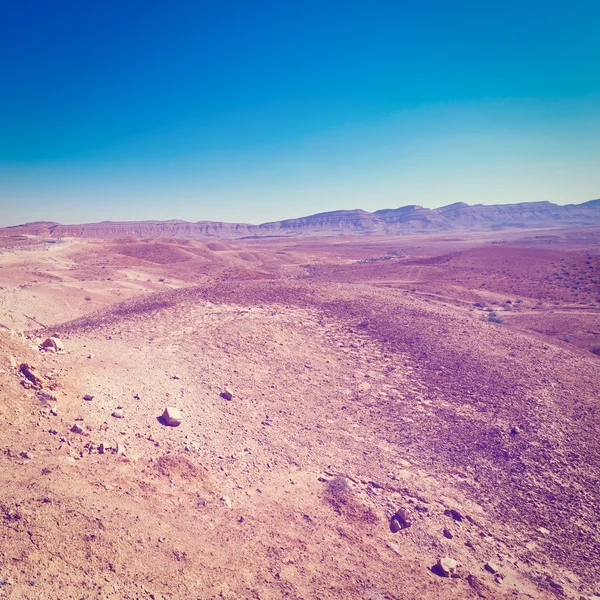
[
  {"left": 162, "top": 406, "right": 183, "bottom": 427},
  {"left": 221, "top": 387, "right": 234, "bottom": 401},
  {"left": 437, "top": 557, "right": 458, "bottom": 577},
  {"left": 484, "top": 561, "right": 499, "bottom": 574},
  {"left": 41, "top": 337, "right": 64, "bottom": 353},
  {"left": 112, "top": 410, "right": 124, "bottom": 419},
  {"left": 83, "top": 394, "right": 94, "bottom": 401},
  {"left": 443, "top": 528, "right": 454, "bottom": 539},
  {"left": 37, "top": 390, "right": 56, "bottom": 403},
  {"left": 71, "top": 424, "right": 84, "bottom": 434},
  {"left": 394, "top": 507, "right": 412, "bottom": 528}
]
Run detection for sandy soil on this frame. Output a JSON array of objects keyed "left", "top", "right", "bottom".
[{"left": 0, "top": 229, "right": 599, "bottom": 599}]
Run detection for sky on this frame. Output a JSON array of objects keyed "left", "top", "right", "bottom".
[{"left": 0, "top": 0, "right": 599, "bottom": 226}]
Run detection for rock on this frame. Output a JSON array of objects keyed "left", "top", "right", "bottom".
[
  {"left": 484, "top": 562, "right": 499, "bottom": 574},
  {"left": 390, "top": 517, "right": 401, "bottom": 533},
  {"left": 19, "top": 363, "right": 42, "bottom": 389},
  {"left": 83, "top": 394, "right": 94, "bottom": 401},
  {"left": 162, "top": 406, "right": 183, "bottom": 427},
  {"left": 41, "top": 337, "right": 64, "bottom": 353},
  {"left": 112, "top": 410, "right": 124, "bottom": 419},
  {"left": 445, "top": 508, "right": 464, "bottom": 522},
  {"left": 221, "top": 387, "right": 234, "bottom": 401},
  {"left": 71, "top": 424, "right": 83, "bottom": 434},
  {"left": 443, "top": 528, "right": 454, "bottom": 539},
  {"left": 437, "top": 557, "right": 458, "bottom": 577},
  {"left": 394, "top": 507, "right": 412, "bottom": 528}
]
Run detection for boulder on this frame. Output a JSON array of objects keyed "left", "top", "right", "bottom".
[
  {"left": 394, "top": 507, "right": 412, "bottom": 528},
  {"left": 389, "top": 517, "right": 401, "bottom": 533},
  {"left": 41, "top": 337, "right": 64, "bottom": 353},
  {"left": 162, "top": 406, "right": 182, "bottom": 427},
  {"left": 484, "top": 562, "right": 499, "bottom": 574},
  {"left": 437, "top": 557, "right": 458, "bottom": 577}
]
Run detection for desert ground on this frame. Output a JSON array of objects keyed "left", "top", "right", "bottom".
[{"left": 1, "top": 227, "right": 599, "bottom": 599}]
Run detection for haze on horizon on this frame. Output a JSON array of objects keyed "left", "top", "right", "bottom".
[{"left": 1, "top": 0, "right": 599, "bottom": 227}]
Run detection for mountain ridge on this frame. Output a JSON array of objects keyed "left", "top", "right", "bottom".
[{"left": 3, "top": 199, "right": 599, "bottom": 239}]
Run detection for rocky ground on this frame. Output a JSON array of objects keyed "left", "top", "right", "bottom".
[{"left": 0, "top": 230, "right": 599, "bottom": 599}]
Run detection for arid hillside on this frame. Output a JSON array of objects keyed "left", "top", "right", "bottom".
[
  {"left": 2, "top": 199, "right": 599, "bottom": 240},
  {"left": 0, "top": 228, "right": 599, "bottom": 599}
]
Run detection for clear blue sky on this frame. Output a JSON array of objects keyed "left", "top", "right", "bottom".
[{"left": 1, "top": 0, "right": 599, "bottom": 225}]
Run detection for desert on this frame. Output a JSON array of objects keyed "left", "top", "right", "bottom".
[{"left": 0, "top": 216, "right": 599, "bottom": 599}]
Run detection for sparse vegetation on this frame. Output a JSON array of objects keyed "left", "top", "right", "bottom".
[{"left": 486, "top": 311, "right": 505, "bottom": 324}]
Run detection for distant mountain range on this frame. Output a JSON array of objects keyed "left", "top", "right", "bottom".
[{"left": 2, "top": 199, "right": 600, "bottom": 239}]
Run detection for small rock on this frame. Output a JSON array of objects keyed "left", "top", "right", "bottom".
[
  {"left": 98, "top": 442, "right": 109, "bottom": 454},
  {"left": 437, "top": 557, "right": 458, "bottom": 577},
  {"left": 221, "top": 387, "right": 233, "bottom": 401},
  {"left": 221, "top": 495, "right": 232, "bottom": 509},
  {"left": 510, "top": 426, "right": 521, "bottom": 435},
  {"left": 87, "top": 354, "right": 94, "bottom": 359},
  {"left": 443, "top": 528, "right": 454, "bottom": 539},
  {"left": 50, "top": 406, "right": 58, "bottom": 416},
  {"left": 71, "top": 424, "right": 83, "bottom": 434},
  {"left": 162, "top": 406, "right": 182, "bottom": 427},
  {"left": 112, "top": 410, "right": 124, "bottom": 419},
  {"left": 20, "top": 451, "right": 33, "bottom": 459},
  {"left": 83, "top": 394, "right": 94, "bottom": 401},
  {"left": 484, "top": 562, "right": 499, "bottom": 574},
  {"left": 171, "top": 374, "right": 181, "bottom": 380}
]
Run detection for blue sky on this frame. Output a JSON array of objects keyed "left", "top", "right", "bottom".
[{"left": 1, "top": 0, "right": 599, "bottom": 225}]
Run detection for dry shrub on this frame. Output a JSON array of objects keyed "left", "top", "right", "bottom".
[
  {"left": 324, "top": 476, "right": 379, "bottom": 525},
  {"left": 154, "top": 454, "right": 203, "bottom": 481}
]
